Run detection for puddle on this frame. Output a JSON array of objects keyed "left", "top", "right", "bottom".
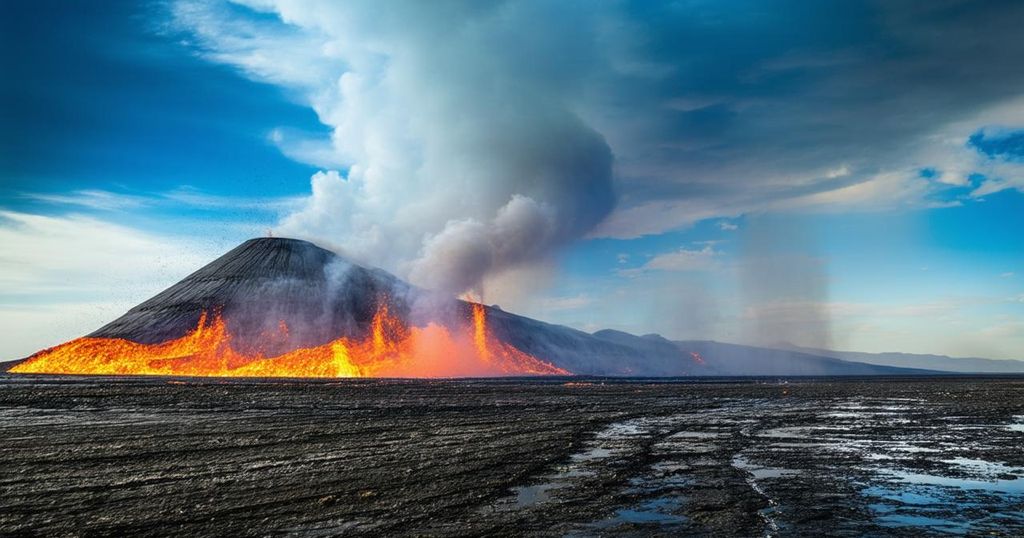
[
  {"left": 863, "top": 485, "right": 941, "bottom": 505},
  {"left": 1008, "top": 416, "right": 1024, "bottom": 433},
  {"left": 945, "top": 457, "right": 1024, "bottom": 477},
  {"left": 626, "top": 473, "right": 692, "bottom": 494},
  {"left": 599, "top": 498, "right": 687, "bottom": 526},
  {"left": 874, "top": 512, "right": 971, "bottom": 534},
  {"left": 885, "top": 469, "right": 1024, "bottom": 494},
  {"left": 489, "top": 418, "right": 653, "bottom": 512},
  {"left": 571, "top": 447, "right": 613, "bottom": 462},
  {"left": 732, "top": 455, "right": 800, "bottom": 481},
  {"left": 570, "top": 497, "right": 687, "bottom": 535},
  {"left": 864, "top": 456, "right": 1024, "bottom": 534},
  {"left": 509, "top": 482, "right": 559, "bottom": 507}
]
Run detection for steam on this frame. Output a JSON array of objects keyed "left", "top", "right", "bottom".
[
  {"left": 410, "top": 195, "right": 561, "bottom": 296},
  {"left": 175, "top": 0, "right": 615, "bottom": 298},
  {"left": 737, "top": 216, "right": 832, "bottom": 350}
]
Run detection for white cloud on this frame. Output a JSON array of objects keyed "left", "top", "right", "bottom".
[
  {"left": 825, "top": 165, "right": 851, "bottom": 179},
  {"left": 24, "top": 187, "right": 302, "bottom": 214},
  {"left": 24, "top": 190, "right": 151, "bottom": 211},
  {"left": 0, "top": 211, "right": 212, "bottom": 291},
  {"left": 592, "top": 198, "right": 737, "bottom": 240},
  {"left": 645, "top": 246, "right": 719, "bottom": 272},
  {"left": 0, "top": 302, "right": 127, "bottom": 362},
  {"left": 619, "top": 246, "right": 719, "bottom": 277},
  {"left": 161, "top": 187, "right": 304, "bottom": 212},
  {"left": 0, "top": 210, "right": 228, "bottom": 359},
  {"left": 921, "top": 98, "right": 1024, "bottom": 196},
  {"left": 979, "top": 319, "right": 1024, "bottom": 339}
]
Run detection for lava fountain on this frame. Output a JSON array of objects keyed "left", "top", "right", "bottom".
[{"left": 9, "top": 300, "right": 569, "bottom": 378}]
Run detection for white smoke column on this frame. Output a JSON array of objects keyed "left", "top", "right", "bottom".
[{"left": 175, "top": 0, "right": 616, "bottom": 298}]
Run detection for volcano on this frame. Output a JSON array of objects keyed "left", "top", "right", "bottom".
[
  {"left": 7, "top": 237, "right": 936, "bottom": 378},
  {"left": 92, "top": 238, "right": 407, "bottom": 349}
]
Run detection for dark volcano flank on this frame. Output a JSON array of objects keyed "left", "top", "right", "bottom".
[{"left": 89, "top": 238, "right": 411, "bottom": 354}]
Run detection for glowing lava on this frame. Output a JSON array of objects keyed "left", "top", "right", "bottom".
[
  {"left": 8, "top": 302, "right": 569, "bottom": 378},
  {"left": 472, "top": 303, "right": 491, "bottom": 364}
]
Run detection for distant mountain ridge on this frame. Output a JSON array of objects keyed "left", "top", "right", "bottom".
[{"left": 770, "top": 343, "right": 1024, "bottom": 374}]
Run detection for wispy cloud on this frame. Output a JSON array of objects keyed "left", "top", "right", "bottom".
[
  {"left": 23, "top": 190, "right": 151, "bottom": 211},
  {"left": 0, "top": 210, "right": 221, "bottom": 294},
  {"left": 619, "top": 246, "right": 719, "bottom": 277},
  {"left": 0, "top": 210, "right": 231, "bottom": 358},
  {"left": 162, "top": 187, "right": 304, "bottom": 212},
  {"left": 22, "top": 187, "right": 303, "bottom": 214},
  {"left": 0, "top": 301, "right": 131, "bottom": 361},
  {"left": 979, "top": 319, "right": 1024, "bottom": 339}
]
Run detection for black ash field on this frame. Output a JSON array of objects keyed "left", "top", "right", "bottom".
[{"left": 2, "top": 375, "right": 1023, "bottom": 537}]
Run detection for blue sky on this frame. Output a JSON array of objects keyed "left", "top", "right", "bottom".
[{"left": 1, "top": 0, "right": 1022, "bottom": 360}]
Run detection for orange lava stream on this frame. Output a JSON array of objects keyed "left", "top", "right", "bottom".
[
  {"left": 472, "top": 303, "right": 491, "bottom": 364},
  {"left": 8, "top": 303, "right": 569, "bottom": 378}
]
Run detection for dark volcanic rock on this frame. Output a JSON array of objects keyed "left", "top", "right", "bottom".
[
  {"left": 89, "top": 238, "right": 412, "bottom": 353},
  {"left": 1, "top": 376, "right": 1022, "bottom": 536}
]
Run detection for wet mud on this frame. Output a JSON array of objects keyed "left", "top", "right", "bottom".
[{"left": 1, "top": 376, "right": 1022, "bottom": 536}]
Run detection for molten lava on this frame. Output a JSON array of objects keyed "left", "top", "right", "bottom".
[
  {"left": 472, "top": 303, "right": 491, "bottom": 364},
  {"left": 9, "top": 302, "right": 569, "bottom": 378}
]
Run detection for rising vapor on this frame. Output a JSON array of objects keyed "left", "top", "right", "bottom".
[{"left": 175, "top": 0, "right": 615, "bottom": 298}]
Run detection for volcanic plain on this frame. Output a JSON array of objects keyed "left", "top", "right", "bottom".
[{"left": 1, "top": 375, "right": 1022, "bottom": 537}]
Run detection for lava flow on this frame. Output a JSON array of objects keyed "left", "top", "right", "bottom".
[{"left": 8, "top": 302, "right": 569, "bottom": 378}]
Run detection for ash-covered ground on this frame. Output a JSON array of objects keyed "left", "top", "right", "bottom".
[{"left": 1, "top": 376, "right": 1022, "bottom": 537}]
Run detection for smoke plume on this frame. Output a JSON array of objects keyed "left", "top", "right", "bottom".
[
  {"left": 737, "top": 216, "right": 832, "bottom": 350},
  {"left": 175, "top": 0, "right": 615, "bottom": 298}
]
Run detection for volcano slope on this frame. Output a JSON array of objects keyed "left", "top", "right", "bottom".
[
  {"left": 6, "top": 237, "right": 934, "bottom": 378},
  {"left": 90, "top": 237, "right": 411, "bottom": 352},
  {"left": 1, "top": 375, "right": 1022, "bottom": 536}
]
